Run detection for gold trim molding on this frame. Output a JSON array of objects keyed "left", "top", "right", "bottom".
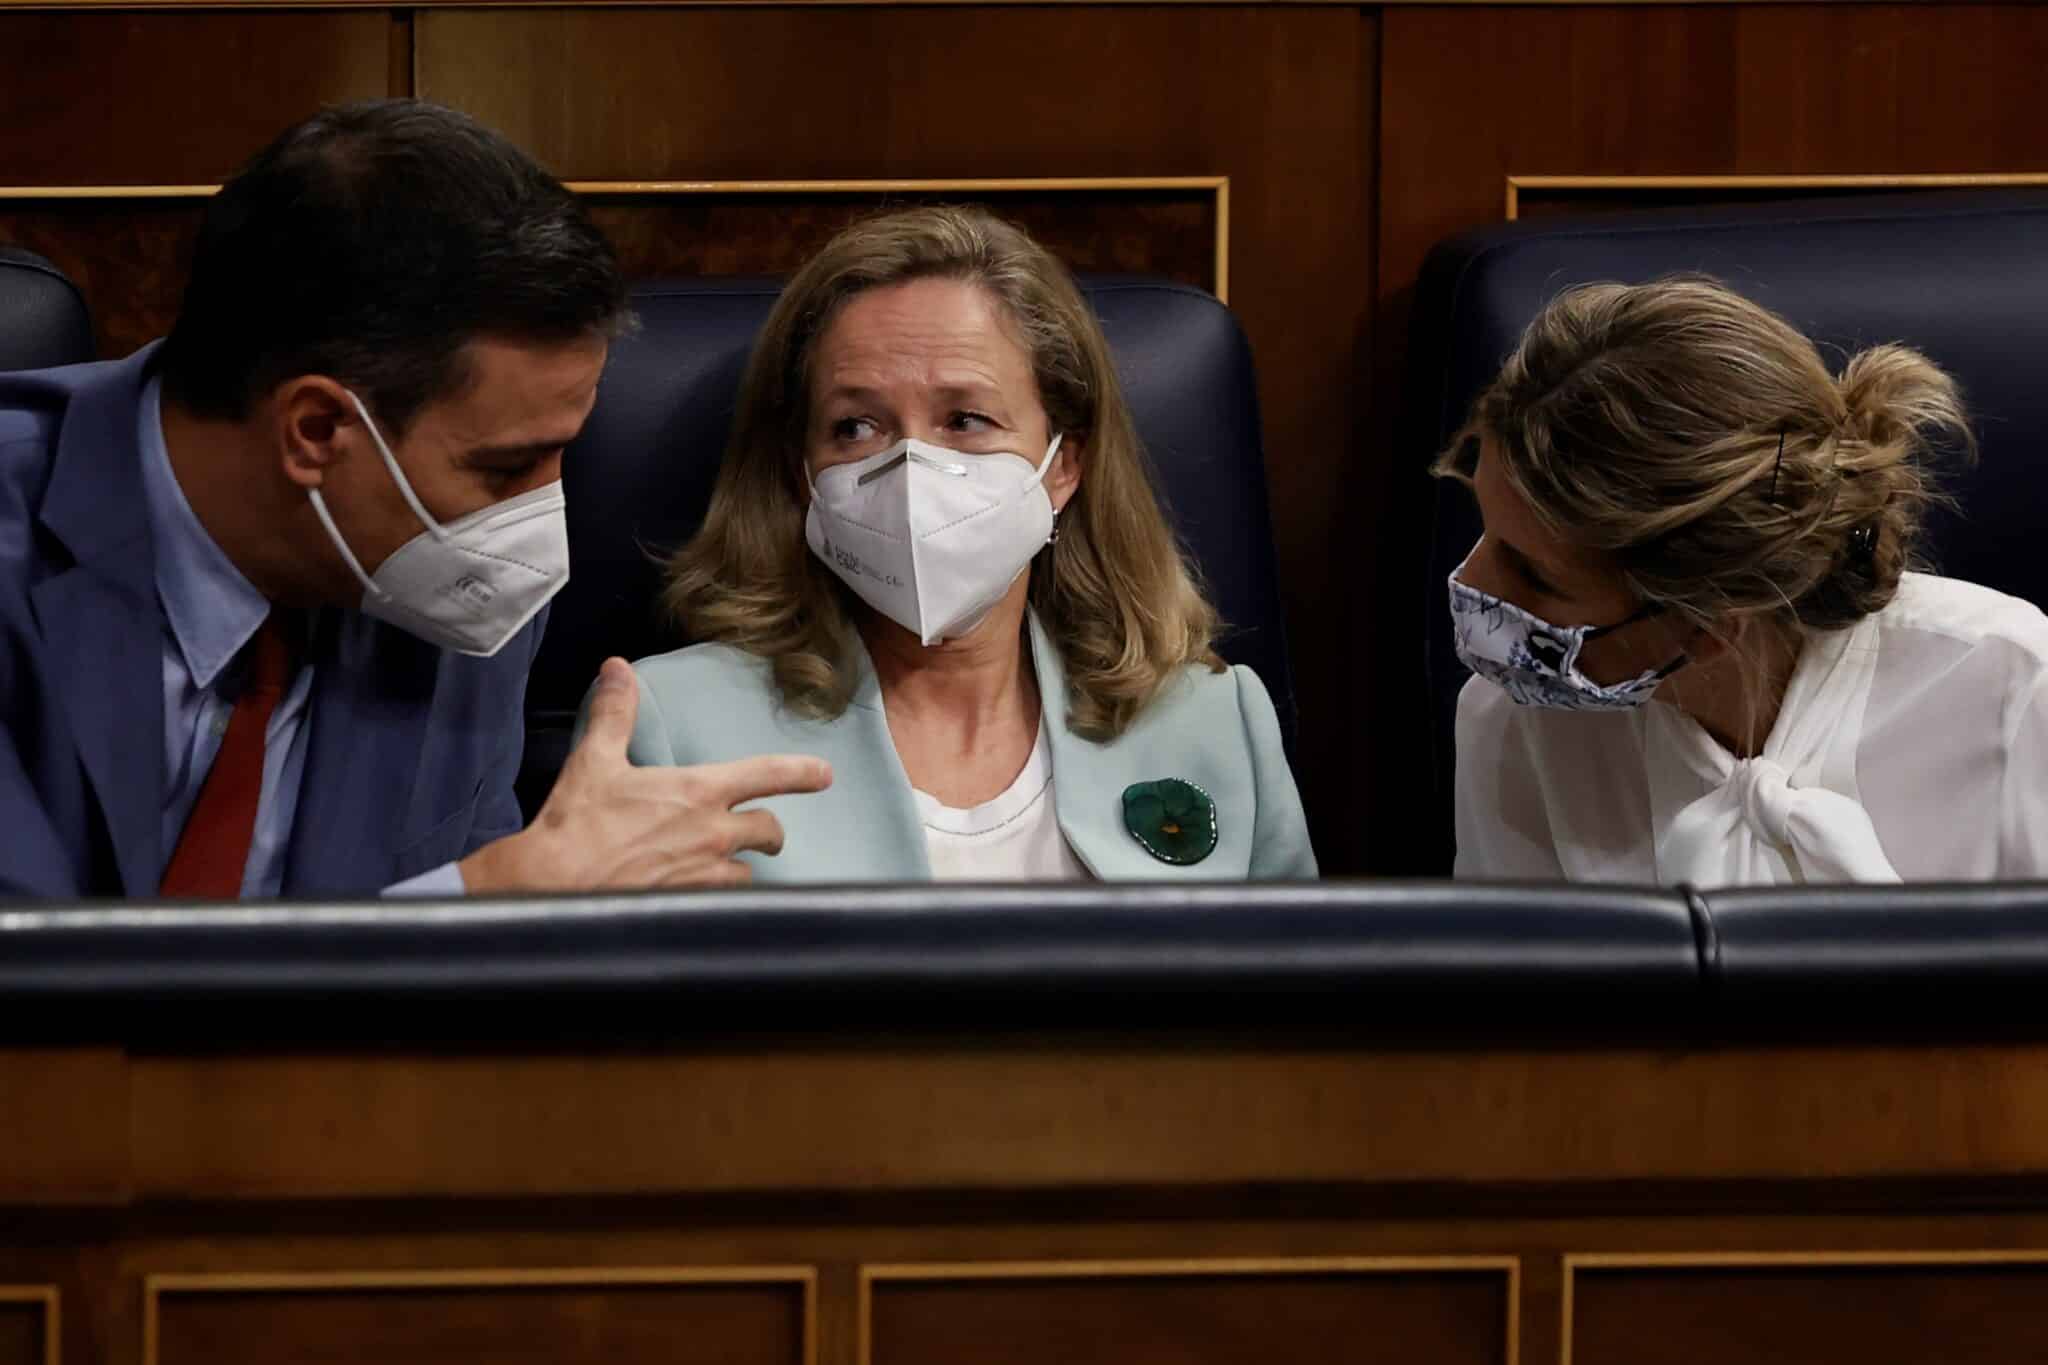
[
  {"left": 143, "top": 1266, "right": 816, "bottom": 1365},
  {"left": 0, "top": 176, "right": 1231, "bottom": 303},
  {"left": 1561, "top": 1249, "right": 2048, "bottom": 1365},
  {"left": 1505, "top": 172, "right": 2048, "bottom": 219},
  {"left": 858, "top": 1255, "right": 1520, "bottom": 1365}
]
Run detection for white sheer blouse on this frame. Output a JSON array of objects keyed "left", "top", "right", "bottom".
[{"left": 1454, "top": 574, "right": 2048, "bottom": 886}]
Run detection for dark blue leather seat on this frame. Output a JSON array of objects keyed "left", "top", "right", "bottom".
[
  {"left": 521, "top": 275, "right": 1295, "bottom": 815},
  {"left": 1400, "top": 188, "right": 2048, "bottom": 872},
  {"left": 0, "top": 247, "right": 93, "bottom": 372}
]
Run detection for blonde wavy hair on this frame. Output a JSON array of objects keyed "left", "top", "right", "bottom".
[
  {"left": 663, "top": 205, "right": 1222, "bottom": 740},
  {"left": 1435, "top": 276, "right": 1975, "bottom": 638}
]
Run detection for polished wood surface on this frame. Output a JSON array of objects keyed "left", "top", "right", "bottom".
[
  {"left": 1379, "top": 2, "right": 2048, "bottom": 299},
  {"left": 579, "top": 186, "right": 1222, "bottom": 294},
  {"left": 147, "top": 1270, "right": 810, "bottom": 1365},
  {"left": 0, "top": 9, "right": 386, "bottom": 357},
  {"left": 0, "top": 1051, "right": 125, "bottom": 1206},
  {"left": 12, "top": 1042, "right": 2048, "bottom": 1363},
  {"left": 0, "top": 1291, "right": 53, "bottom": 1365},
  {"left": 863, "top": 1260, "right": 1515, "bottom": 1365},
  {"left": 0, "top": 181, "right": 1222, "bottom": 362},
  {"left": 80, "top": 1043, "right": 2048, "bottom": 1200},
  {"left": 1566, "top": 1253, "right": 2048, "bottom": 1365},
  {"left": 1508, "top": 172, "right": 2048, "bottom": 219},
  {"left": 0, "top": 12, "right": 389, "bottom": 185},
  {"left": 0, "top": 200, "right": 202, "bottom": 357}
]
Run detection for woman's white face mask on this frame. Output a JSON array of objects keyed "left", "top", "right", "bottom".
[
  {"left": 1448, "top": 548, "right": 1685, "bottom": 711},
  {"left": 806, "top": 433, "right": 1062, "bottom": 646}
]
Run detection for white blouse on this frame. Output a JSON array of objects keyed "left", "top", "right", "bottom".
[
  {"left": 913, "top": 721, "right": 1092, "bottom": 881},
  {"left": 1454, "top": 573, "right": 2048, "bottom": 886}
]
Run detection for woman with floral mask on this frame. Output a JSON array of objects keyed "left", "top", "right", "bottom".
[
  {"left": 591, "top": 207, "right": 1314, "bottom": 882},
  {"left": 1439, "top": 278, "right": 2047, "bottom": 885}
]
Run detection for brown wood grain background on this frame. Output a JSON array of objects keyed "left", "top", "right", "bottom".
[{"left": 5, "top": 3, "right": 2047, "bottom": 874}]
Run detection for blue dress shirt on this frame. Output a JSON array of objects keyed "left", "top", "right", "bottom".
[{"left": 139, "top": 378, "right": 466, "bottom": 897}]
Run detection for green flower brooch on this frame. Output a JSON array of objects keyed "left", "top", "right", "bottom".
[{"left": 1121, "top": 779, "right": 1219, "bottom": 866}]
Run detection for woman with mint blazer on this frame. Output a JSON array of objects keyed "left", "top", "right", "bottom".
[
  {"left": 617, "top": 612, "right": 1313, "bottom": 881},
  {"left": 609, "top": 206, "right": 1317, "bottom": 884}
]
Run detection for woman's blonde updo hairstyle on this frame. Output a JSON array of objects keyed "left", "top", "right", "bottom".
[
  {"left": 1436, "top": 276, "right": 1975, "bottom": 635},
  {"left": 663, "top": 205, "right": 1221, "bottom": 739}
]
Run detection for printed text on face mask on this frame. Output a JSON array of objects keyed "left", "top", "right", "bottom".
[{"left": 829, "top": 542, "right": 903, "bottom": 589}]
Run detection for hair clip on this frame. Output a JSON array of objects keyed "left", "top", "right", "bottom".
[
  {"left": 1848, "top": 523, "right": 1879, "bottom": 563},
  {"left": 1768, "top": 429, "right": 1787, "bottom": 504}
]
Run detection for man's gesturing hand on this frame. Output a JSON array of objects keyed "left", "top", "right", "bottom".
[{"left": 462, "top": 657, "right": 832, "bottom": 892}]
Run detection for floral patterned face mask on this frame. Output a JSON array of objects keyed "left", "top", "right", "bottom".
[{"left": 1447, "top": 549, "right": 1685, "bottom": 712}]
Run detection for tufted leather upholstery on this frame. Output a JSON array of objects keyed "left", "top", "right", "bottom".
[
  {"left": 520, "top": 275, "right": 1295, "bottom": 815},
  {"left": 1400, "top": 188, "right": 2048, "bottom": 872},
  {"left": 0, "top": 247, "right": 93, "bottom": 372}
]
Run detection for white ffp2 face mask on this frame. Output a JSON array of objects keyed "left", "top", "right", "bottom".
[
  {"left": 307, "top": 392, "right": 571, "bottom": 658},
  {"left": 805, "top": 433, "right": 1063, "bottom": 647}
]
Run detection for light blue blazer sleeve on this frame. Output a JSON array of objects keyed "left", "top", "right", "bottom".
[{"left": 570, "top": 670, "right": 680, "bottom": 765}]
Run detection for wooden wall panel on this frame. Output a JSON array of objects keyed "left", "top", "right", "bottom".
[
  {"left": 0, "top": 1292, "right": 51, "bottom": 1365},
  {"left": 1567, "top": 1256, "right": 2048, "bottom": 1365},
  {"left": 865, "top": 1262, "right": 1513, "bottom": 1365},
  {"left": 1368, "top": 1, "right": 2048, "bottom": 872},
  {"left": 0, "top": 13, "right": 393, "bottom": 185},
  {"left": 581, "top": 188, "right": 1219, "bottom": 291},
  {"left": 1380, "top": 4, "right": 2048, "bottom": 312},
  {"left": 0, "top": 1049, "right": 126, "bottom": 1204},
  {"left": 418, "top": 5, "right": 1375, "bottom": 872},
  {"left": 0, "top": 10, "right": 392, "bottom": 359},
  {"left": 0, "top": 184, "right": 1218, "bottom": 366},
  {"left": 149, "top": 1272, "right": 807, "bottom": 1365},
  {"left": 116, "top": 1042, "right": 2048, "bottom": 1201},
  {"left": 0, "top": 199, "right": 203, "bottom": 357}
]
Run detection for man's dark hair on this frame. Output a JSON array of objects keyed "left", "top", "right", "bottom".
[{"left": 159, "top": 99, "right": 629, "bottom": 434}]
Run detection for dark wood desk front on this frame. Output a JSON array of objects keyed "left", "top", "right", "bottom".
[{"left": 10, "top": 1036, "right": 2048, "bottom": 1365}]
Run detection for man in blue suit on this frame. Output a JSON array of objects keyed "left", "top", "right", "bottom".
[{"left": 0, "top": 100, "right": 828, "bottom": 898}]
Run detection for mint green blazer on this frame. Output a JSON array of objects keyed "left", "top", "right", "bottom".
[{"left": 608, "top": 613, "right": 1317, "bottom": 882}]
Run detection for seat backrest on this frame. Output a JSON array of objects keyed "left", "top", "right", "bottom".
[
  {"left": 1400, "top": 187, "right": 2048, "bottom": 872},
  {"left": 0, "top": 247, "right": 93, "bottom": 372},
  {"left": 519, "top": 275, "right": 1293, "bottom": 815}
]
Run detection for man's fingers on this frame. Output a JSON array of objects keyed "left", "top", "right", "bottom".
[
  {"left": 647, "top": 857, "right": 755, "bottom": 890},
  {"left": 707, "top": 859, "right": 755, "bottom": 887},
  {"left": 723, "top": 807, "right": 787, "bottom": 858},
  {"left": 693, "top": 754, "right": 834, "bottom": 808},
  {"left": 571, "top": 658, "right": 640, "bottom": 765}
]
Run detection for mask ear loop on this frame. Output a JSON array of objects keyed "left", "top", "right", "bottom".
[
  {"left": 1027, "top": 432, "right": 1065, "bottom": 488},
  {"left": 348, "top": 390, "right": 451, "bottom": 542},
  {"left": 307, "top": 486, "right": 384, "bottom": 599},
  {"left": 1036, "top": 434, "right": 1067, "bottom": 545},
  {"left": 1581, "top": 598, "right": 1692, "bottom": 687}
]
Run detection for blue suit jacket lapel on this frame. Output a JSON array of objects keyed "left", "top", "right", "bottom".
[{"left": 28, "top": 348, "right": 167, "bottom": 894}]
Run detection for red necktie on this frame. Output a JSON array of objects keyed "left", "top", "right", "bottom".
[{"left": 159, "top": 615, "right": 293, "bottom": 898}]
